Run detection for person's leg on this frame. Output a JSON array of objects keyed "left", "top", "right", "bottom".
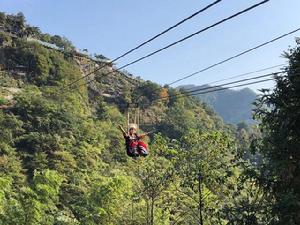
[
  {"left": 129, "top": 141, "right": 139, "bottom": 157},
  {"left": 138, "top": 141, "right": 149, "bottom": 157}
]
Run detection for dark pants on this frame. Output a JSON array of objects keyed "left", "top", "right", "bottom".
[{"left": 127, "top": 141, "right": 149, "bottom": 157}]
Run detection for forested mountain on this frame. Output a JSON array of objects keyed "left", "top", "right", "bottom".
[
  {"left": 0, "top": 12, "right": 299, "bottom": 225},
  {"left": 178, "top": 85, "right": 257, "bottom": 124}
]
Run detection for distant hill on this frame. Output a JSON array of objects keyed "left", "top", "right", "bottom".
[{"left": 178, "top": 85, "right": 258, "bottom": 124}]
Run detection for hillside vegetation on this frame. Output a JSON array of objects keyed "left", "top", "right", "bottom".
[{"left": 0, "top": 12, "right": 299, "bottom": 225}]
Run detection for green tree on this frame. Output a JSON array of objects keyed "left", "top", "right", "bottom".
[
  {"left": 176, "top": 130, "right": 236, "bottom": 224},
  {"left": 253, "top": 40, "right": 300, "bottom": 224}
]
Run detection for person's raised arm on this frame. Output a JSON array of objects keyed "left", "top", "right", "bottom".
[
  {"left": 138, "top": 131, "right": 152, "bottom": 139},
  {"left": 118, "top": 125, "right": 127, "bottom": 137}
]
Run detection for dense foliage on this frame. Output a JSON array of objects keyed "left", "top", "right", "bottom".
[{"left": 251, "top": 41, "right": 300, "bottom": 224}]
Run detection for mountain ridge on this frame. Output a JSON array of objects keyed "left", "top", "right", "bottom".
[{"left": 178, "top": 84, "right": 257, "bottom": 124}]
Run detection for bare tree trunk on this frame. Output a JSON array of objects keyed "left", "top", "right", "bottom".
[
  {"left": 151, "top": 196, "right": 155, "bottom": 225},
  {"left": 198, "top": 172, "right": 204, "bottom": 225},
  {"left": 146, "top": 198, "right": 150, "bottom": 225},
  {"left": 131, "top": 199, "right": 134, "bottom": 225}
]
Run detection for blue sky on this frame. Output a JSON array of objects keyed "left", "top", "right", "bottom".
[{"left": 1, "top": 0, "right": 299, "bottom": 90}]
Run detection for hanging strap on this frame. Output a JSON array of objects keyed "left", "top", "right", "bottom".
[
  {"left": 127, "top": 110, "right": 130, "bottom": 131},
  {"left": 126, "top": 104, "right": 140, "bottom": 131},
  {"left": 137, "top": 107, "right": 140, "bottom": 131}
]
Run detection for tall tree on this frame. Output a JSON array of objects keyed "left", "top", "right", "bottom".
[{"left": 253, "top": 40, "right": 300, "bottom": 224}]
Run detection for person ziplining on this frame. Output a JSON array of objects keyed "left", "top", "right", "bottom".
[{"left": 118, "top": 124, "right": 150, "bottom": 158}]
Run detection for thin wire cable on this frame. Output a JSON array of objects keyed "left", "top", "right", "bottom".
[
  {"left": 167, "top": 27, "right": 300, "bottom": 86},
  {"left": 134, "top": 77, "right": 280, "bottom": 122},
  {"left": 73, "top": 0, "right": 270, "bottom": 90},
  {"left": 137, "top": 67, "right": 300, "bottom": 108},
  {"left": 165, "top": 71, "right": 300, "bottom": 102},
  {"left": 191, "top": 78, "right": 273, "bottom": 95},
  {"left": 180, "top": 63, "right": 286, "bottom": 93},
  {"left": 182, "top": 63, "right": 285, "bottom": 93},
  {"left": 172, "top": 66, "right": 300, "bottom": 100},
  {"left": 170, "top": 78, "right": 274, "bottom": 101},
  {"left": 133, "top": 28, "right": 300, "bottom": 102},
  {"left": 176, "top": 71, "right": 284, "bottom": 94},
  {"left": 118, "top": 0, "right": 270, "bottom": 70},
  {"left": 113, "top": 0, "right": 222, "bottom": 62},
  {"left": 160, "top": 71, "right": 283, "bottom": 101},
  {"left": 207, "top": 63, "right": 286, "bottom": 85},
  {"left": 65, "top": 0, "right": 222, "bottom": 88}
]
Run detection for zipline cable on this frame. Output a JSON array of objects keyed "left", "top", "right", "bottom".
[
  {"left": 161, "top": 71, "right": 300, "bottom": 103},
  {"left": 143, "top": 67, "right": 300, "bottom": 107},
  {"left": 133, "top": 27, "right": 300, "bottom": 101},
  {"left": 65, "top": 0, "right": 223, "bottom": 88},
  {"left": 168, "top": 66, "right": 300, "bottom": 101},
  {"left": 167, "top": 27, "right": 300, "bottom": 86},
  {"left": 116, "top": 0, "right": 270, "bottom": 71},
  {"left": 164, "top": 78, "right": 273, "bottom": 103},
  {"left": 182, "top": 63, "right": 286, "bottom": 92},
  {"left": 182, "top": 78, "right": 273, "bottom": 97},
  {"left": 158, "top": 71, "right": 284, "bottom": 101},
  {"left": 98, "top": 66, "right": 296, "bottom": 111},
  {"left": 72, "top": 0, "right": 271, "bottom": 90}
]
